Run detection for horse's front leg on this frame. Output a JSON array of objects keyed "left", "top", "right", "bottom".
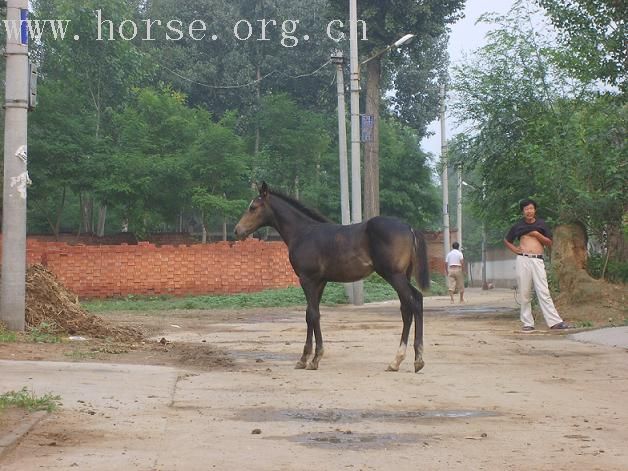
[
  {"left": 296, "top": 279, "right": 326, "bottom": 370},
  {"left": 295, "top": 322, "right": 313, "bottom": 369}
]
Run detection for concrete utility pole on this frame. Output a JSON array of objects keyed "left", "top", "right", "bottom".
[
  {"left": 331, "top": 50, "right": 354, "bottom": 304},
  {"left": 349, "top": 0, "right": 363, "bottom": 305},
  {"left": 332, "top": 51, "right": 351, "bottom": 229},
  {"left": 440, "top": 83, "right": 450, "bottom": 257},
  {"left": 1, "top": 0, "right": 30, "bottom": 331},
  {"left": 457, "top": 164, "right": 463, "bottom": 249}
]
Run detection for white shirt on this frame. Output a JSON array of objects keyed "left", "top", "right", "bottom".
[{"left": 445, "top": 249, "right": 464, "bottom": 267}]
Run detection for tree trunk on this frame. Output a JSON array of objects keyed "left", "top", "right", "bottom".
[
  {"left": 81, "top": 193, "right": 93, "bottom": 234},
  {"left": 552, "top": 223, "right": 602, "bottom": 305},
  {"left": 201, "top": 210, "right": 207, "bottom": 243},
  {"left": 96, "top": 204, "right": 107, "bottom": 237},
  {"left": 53, "top": 186, "right": 67, "bottom": 239},
  {"left": 255, "top": 64, "right": 261, "bottom": 155},
  {"left": 222, "top": 217, "right": 227, "bottom": 241},
  {"left": 363, "top": 58, "right": 381, "bottom": 220}
]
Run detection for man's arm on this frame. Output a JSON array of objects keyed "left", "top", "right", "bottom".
[
  {"left": 504, "top": 239, "right": 521, "bottom": 255},
  {"left": 528, "top": 230, "right": 552, "bottom": 247}
]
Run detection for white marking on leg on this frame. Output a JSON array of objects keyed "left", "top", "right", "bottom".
[{"left": 388, "top": 342, "right": 407, "bottom": 371}]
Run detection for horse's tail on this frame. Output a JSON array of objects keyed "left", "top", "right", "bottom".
[{"left": 411, "top": 228, "right": 430, "bottom": 291}]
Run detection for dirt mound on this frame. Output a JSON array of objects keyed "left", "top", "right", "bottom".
[
  {"left": 557, "top": 281, "right": 627, "bottom": 326},
  {"left": 25, "top": 264, "right": 143, "bottom": 342}
]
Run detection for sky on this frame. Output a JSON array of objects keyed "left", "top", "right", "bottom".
[{"left": 420, "top": 0, "right": 515, "bottom": 157}]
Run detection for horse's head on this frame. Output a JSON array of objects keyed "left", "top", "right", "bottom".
[{"left": 234, "top": 182, "right": 273, "bottom": 240}]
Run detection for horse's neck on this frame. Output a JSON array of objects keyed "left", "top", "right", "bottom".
[{"left": 270, "top": 199, "right": 318, "bottom": 245}]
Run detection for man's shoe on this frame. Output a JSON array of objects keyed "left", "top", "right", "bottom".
[
  {"left": 521, "top": 326, "right": 535, "bottom": 333},
  {"left": 550, "top": 322, "right": 571, "bottom": 330}
]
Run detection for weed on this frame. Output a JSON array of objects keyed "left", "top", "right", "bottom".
[
  {"left": 0, "top": 323, "right": 17, "bottom": 342},
  {"left": 64, "top": 349, "right": 98, "bottom": 360},
  {"left": 0, "top": 387, "right": 61, "bottom": 412},
  {"left": 27, "top": 322, "right": 62, "bottom": 344}
]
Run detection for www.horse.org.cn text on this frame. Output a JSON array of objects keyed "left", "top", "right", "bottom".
[{"left": 6, "top": 11, "right": 369, "bottom": 47}]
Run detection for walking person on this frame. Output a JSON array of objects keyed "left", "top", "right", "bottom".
[
  {"left": 504, "top": 199, "right": 570, "bottom": 332},
  {"left": 445, "top": 242, "right": 465, "bottom": 303}
]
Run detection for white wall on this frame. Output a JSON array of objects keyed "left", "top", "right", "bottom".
[{"left": 467, "top": 246, "right": 517, "bottom": 288}]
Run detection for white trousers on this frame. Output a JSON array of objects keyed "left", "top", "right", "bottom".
[{"left": 516, "top": 256, "right": 563, "bottom": 327}]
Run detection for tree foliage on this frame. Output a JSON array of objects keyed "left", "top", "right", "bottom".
[
  {"left": 450, "top": 0, "right": 626, "bottom": 261},
  {"left": 535, "top": 0, "right": 627, "bottom": 92},
  {"left": 21, "top": 0, "right": 442, "bottom": 237}
]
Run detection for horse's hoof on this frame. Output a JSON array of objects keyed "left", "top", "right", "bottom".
[
  {"left": 414, "top": 360, "right": 425, "bottom": 373},
  {"left": 306, "top": 361, "right": 319, "bottom": 370},
  {"left": 386, "top": 364, "right": 399, "bottom": 372},
  {"left": 295, "top": 361, "right": 307, "bottom": 369}
]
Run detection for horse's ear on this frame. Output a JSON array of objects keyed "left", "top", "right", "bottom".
[{"left": 260, "top": 181, "right": 269, "bottom": 198}]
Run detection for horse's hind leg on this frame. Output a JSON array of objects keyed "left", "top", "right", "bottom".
[
  {"left": 383, "top": 274, "right": 414, "bottom": 372},
  {"left": 296, "top": 279, "right": 326, "bottom": 370},
  {"left": 387, "top": 302, "right": 412, "bottom": 371},
  {"left": 410, "top": 285, "right": 425, "bottom": 372}
]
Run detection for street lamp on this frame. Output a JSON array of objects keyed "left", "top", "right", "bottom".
[
  {"left": 360, "top": 34, "right": 415, "bottom": 66},
  {"left": 462, "top": 181, "right": 489, "bottom": 290}
]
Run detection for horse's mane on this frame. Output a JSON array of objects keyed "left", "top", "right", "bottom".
[{"left": 270, "top": 190, "right": 333, "bottom": 223}]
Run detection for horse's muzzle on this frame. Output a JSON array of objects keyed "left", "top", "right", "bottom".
[{"left": 234, "top": 225, "right": 249, "bottom": 240}]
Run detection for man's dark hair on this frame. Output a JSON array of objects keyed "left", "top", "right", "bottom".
[
  {"left": 519, "top": 198, "right": 538, "bottom": 211},
  {"left": 452, "top": 242, "right": 460, "bottom": 249}
]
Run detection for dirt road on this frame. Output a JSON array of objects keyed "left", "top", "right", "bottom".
[{"left": 1, "top": 289, "right": 627, "bottom": 470}]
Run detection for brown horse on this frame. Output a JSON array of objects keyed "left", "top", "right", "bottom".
[{"left": 234, "top": 182, "right": 430, "bottom": 372}]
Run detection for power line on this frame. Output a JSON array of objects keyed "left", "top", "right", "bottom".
[{"left": 158, "top": 59, "right": 332, "bottom": 89}]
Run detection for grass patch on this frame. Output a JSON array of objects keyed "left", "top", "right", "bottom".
[
  {"left": 85, "top": 273, "right": 447, "bottom": 312},
  {"left": 0, "top": 323, "right": 18, "bottom": 342},
  {"left": 0, "top": 387, "right": 61, "bottom": 412},
  {"left": 64, "top": 349, "right": 99, "bottom": 361},
  {"left": 27, "top": 322, "right": 62, "bottom": 344}
]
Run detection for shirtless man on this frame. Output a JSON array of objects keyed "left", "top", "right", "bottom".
[{"left": 504, "top": 199, "right": 570, "bottom": 332}]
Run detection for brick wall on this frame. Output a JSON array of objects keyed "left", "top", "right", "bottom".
[
  {"left": 3, "top": 231, "right": 450, "bottom": 299},
  {"left": 22, "top": 238, "right": 299, "bottom": 298}
]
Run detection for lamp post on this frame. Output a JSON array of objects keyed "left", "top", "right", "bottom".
[
  {"left": 331, "top": 50, "right": 354, "bottom": 303},
  {"left": 331, "top": 50, "right": 351, "bottom": 228},
  {"left": 440, "top": 84, "right": 450, "bottom": 259},
  {"left": 349, "top": 0, "right": 364, "bottom": 304},
  {"left": 457, "top": 165, "right": 463, "bottom": 250},
  {"left": 462, "top": 181, "right": 488, "bottom": 290}
]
